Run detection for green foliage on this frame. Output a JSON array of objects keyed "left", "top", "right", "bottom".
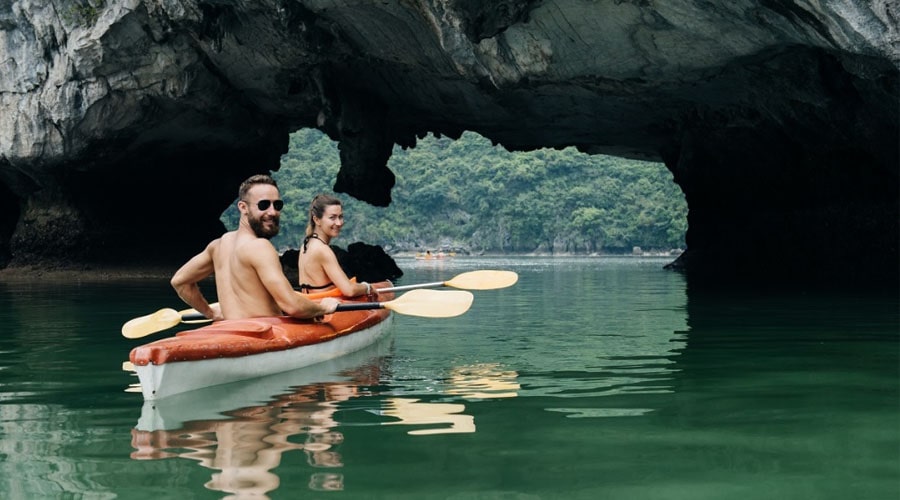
[
  {"left": 221, "top": 130, "right": 687, "bottom": 254},
  {"left": 62, "top": 0, "right": 106, "bottom": 27}
]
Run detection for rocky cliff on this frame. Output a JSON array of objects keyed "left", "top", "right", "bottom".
[{"left": 1, "top": 0, "right": 897, "bottom": 284}]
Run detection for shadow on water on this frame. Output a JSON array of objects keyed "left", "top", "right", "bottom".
[
  {"left": 653, "top": 287, "right": 900, "bottom": 498},
  {"left": 675, "top": 287, "right": 900, "bottom": 402}
]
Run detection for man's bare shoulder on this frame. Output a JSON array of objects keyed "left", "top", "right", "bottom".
[
  {"left": 235, "top": 232, "right": 277, "bottom": 258},
  {"left": 206, "top": 232, "right": 232, "bottom": 254}
]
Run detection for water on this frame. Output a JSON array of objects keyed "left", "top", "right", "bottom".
[{"left": 1, "top": 257, "right": 897, "bottom": 499}]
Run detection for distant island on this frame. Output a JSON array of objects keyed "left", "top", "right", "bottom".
[{"left": 222, "top": 130, "right": 688, "bottom": 256}]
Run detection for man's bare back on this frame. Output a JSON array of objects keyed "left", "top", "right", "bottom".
[
  {"left": 171, "top": 175, "right": 339, "bottom": 321},
  {"left": 210, "top": 231, "right": 284, "bottom": 318}
]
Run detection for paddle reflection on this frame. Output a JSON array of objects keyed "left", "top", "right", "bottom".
[
  {"left": 380, "top": 363, "right": 520, "bottom": 435},
  {"left": 128, "top": 357, "right": 519, "bottom": 497},
  {"left": 447, "top": 363, "right": 520, "bottom": 399}
]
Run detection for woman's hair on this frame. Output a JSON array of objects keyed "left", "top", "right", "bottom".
[
  {"left": 306, "top": 194, "right": 342, "bottom": 236},
  {"left": 238, "top": 174, "right": 277, "bottom": 201}
]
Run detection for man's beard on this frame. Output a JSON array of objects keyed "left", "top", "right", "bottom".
[{"left": 249, "top": 214, "right": 280, "bottom": 239}]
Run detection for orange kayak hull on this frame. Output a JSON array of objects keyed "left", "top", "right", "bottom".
[{"left": 129, "top": 283, "right": 393, "bottom": 400}]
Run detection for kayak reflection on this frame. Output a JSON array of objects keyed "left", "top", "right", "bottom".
[
  {"left": 130, "top": 338, "right": 391, "bottom": 496},
  {"left": 129, "top": 345, "right": 520, "bottom": 496}
]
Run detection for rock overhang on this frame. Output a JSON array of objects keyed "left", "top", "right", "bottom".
[{"left": 0, "top": 0, "right": 896, "bottom": 285}]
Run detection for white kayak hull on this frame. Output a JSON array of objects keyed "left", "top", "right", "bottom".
[{"left": 134, "top": 315, "right": 393, "bottom": 400}]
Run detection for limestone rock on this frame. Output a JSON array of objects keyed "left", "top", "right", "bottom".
[{"left": 0, "top": 0, "right": 897, "bottom": 284}]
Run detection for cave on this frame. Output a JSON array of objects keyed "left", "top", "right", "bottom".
[{"left": 0, "top": 1, "right": 896, "bottom": 286}]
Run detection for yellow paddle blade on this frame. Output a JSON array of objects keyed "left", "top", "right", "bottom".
[
  {"left": 445, "top": 270, "right": 518, "bottom": 290},
  {"left": 383, "top": 289, "right": 474, "bottom": 318},
  {"left": 121, "top": 308, "right": 182, "bottom": 339}
]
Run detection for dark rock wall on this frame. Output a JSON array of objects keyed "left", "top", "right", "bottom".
[
  {"left": 660, "top": 48, "right": 898, "bottom": 285},
  {"left": 1, "top": 0, "right": 897, "bottom": 285}
]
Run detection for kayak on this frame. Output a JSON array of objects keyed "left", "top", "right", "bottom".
[{"left": 129, "top": 282, "right": 394, "bottom": 400}]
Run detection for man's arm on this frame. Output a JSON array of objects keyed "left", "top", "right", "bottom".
[
  {"left": 250, "top": 240, "right": 339, "bottom": 318},
  {"left": 171, "top": 241, "right": 222, "bottom": 320}
]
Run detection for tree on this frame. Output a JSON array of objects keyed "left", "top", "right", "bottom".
[{"left": 222, "top": 129, "right": 687, "bottom": 254}]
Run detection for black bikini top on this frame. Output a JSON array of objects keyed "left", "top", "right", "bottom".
[
  {"left": 302, "top": 233, "right": 328, "bottom": 253},
  {"left": 299, "top": 233, "right": 333, "bottom": 292},
  {"left": 298, "top": 281, "right": 334, "bottom": 293}
]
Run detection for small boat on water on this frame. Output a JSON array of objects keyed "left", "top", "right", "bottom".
[
  {"left": 415, "top": 251, "right": 455, "bottom": 260},
  {"left": 129, "top": 282, "right": 394, "bottom": 400}
]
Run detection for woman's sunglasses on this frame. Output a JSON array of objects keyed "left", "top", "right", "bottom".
[{"left": 255, "top": 199, "right": 284, "bottom": 211}]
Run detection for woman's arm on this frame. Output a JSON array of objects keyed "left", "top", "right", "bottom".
[{"left": 319, "top": 247, "right": 370, "bottom": 297}]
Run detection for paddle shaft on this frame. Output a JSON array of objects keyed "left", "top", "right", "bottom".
[
  {"left": 376, "top": 270, "right": 518, "bottom": 293},
  {"left": 190, "top": 271, "right": 512, "bottom": 315},
  {"left": 177, "top": 285, "right": 446, "bottom": 320},
  {"left": 181, "top": 312, "right": 209, "bottom": 321},
  {"left": 179, "top": 302, "right": 386, "bottom": 321},
  {"left": 376, "top": 281, "right": 445, "bottom": 293}
]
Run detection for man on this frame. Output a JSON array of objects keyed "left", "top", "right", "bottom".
[{"left": 171, "top": 174, "right": 339, "bottom": 320}]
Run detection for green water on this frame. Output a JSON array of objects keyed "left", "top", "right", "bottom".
[{"left": 1, "top": 257, "right": 897, "bottom": 499}]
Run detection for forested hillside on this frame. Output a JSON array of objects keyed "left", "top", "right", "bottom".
[{"left": 222, "top": 130, "right": 687, "bottom": 255}]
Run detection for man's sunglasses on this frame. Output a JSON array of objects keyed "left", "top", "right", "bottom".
[{"left": 254, "top": 199, "right": 284, "bottom": 211}]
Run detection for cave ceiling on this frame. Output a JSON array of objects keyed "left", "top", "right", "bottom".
[{"left": 0, "top": 0, "right": 897, "bottom": 284}]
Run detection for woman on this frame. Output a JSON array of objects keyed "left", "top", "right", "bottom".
[{"left": 297, "top": 194, "right": 374, "bottom": 298}]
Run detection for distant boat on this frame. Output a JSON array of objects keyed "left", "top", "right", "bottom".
[{"left": 415, "top": 251, "right": 454, "bottom": 260}]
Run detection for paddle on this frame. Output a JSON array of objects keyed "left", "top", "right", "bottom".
[
  {"left": 122, "top": 307, "right": 208, "bottom": 339},
  {"left": 122, "top": 270, "right": 516, "bottom": 339},
  {"left": 122, "top": 289, "right": 474, "bottom": 339},
  {"left": 328, "top": 288, "right": 474, "bottom": 318},
  {"left": 377, "top": 270, "right": 518, "bottom": 293}
]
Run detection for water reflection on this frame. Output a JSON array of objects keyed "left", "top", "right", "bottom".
[
  {"left": 380, "top": 398, "right": 475, "bottom": 435},
  {"left": 495, "top": 259, "right": 688, "bottom": 418},
  {"left": 446, "top": 363, "right": 521, "bottom": 399},
  {"left": 132, "top": 383, "right": 361, "bottom": 494},
  {"left": 380, "top": 363, "right": 520, "bottom": 435},
  {"left": 129, "top": 342, "right": 388, "bottom": 496},
  {"left": 128, "top": 343, "right": 520, "bottom": 497},
  {"left": 670, "top": 288, "right": 900, "bottom": 415}
]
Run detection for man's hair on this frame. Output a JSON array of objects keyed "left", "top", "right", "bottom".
[{"left": 238, "top": 174, "right": 278, "bottom": 201}]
